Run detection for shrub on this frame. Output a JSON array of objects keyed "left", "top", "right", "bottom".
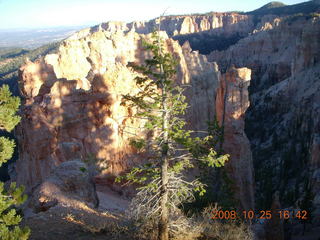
[{"left": 0, "top": 85, "right": 30, "bottom": 239}]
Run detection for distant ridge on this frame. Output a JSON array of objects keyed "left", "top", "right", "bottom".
[
  {"left": 247, "top": 0, "right": 320, "bottom": 15},
  {"left": 314, "top": 0, "right": 320, "bottom": 5},
  {"left": 259, "top": 1, "right": 287, "bottom": 10}
]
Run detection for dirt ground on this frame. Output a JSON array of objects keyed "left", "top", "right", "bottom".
[
  {"left": 23, "top": 185, "right": 320, "bottom": 240},
  {"left": 24, "top": 185, "right": 131, "bottom": 240}
]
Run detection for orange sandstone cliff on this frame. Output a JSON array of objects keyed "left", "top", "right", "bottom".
[
  {"left": 15, "top": 30, "right": 221, "bottom": 192},
  {"left": 15, "top": 25, "right": 255, "bottom": 211}
]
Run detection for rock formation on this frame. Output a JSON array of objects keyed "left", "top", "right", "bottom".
[
  {"left": 14, "top": 19, "right": 258, "bottom": 212},
  {"left": 30, "top": 160, "right": 99, "bottom": 212},
  {"left": 215, "top": 66, "right": 254, "bottom": 210},
  {"left": 15, "top": 30, "right": 220, "bottom": 195},
  {"left": 209, "top": 14, "right": 320, "bottom": 214},
  {"left": 208, "top": 16, "right": 320, "bottom": 91},
  {"left": 251, "top": 63, "right": 320, "bottom": 215},
  {"left": 93, "top": 13, "right": 254, "bottom": 37}
]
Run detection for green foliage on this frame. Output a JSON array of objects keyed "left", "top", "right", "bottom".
[
  {"left": 129, "top": 138, "right": 146, "bottom": 152},
  {"left": 116, "top": 163, "right": 160, "bottom": 186},
  {"left": 0, "top": 84, "right": 30, "bottom": 239},
  {"left": 0, "top": 182, "right": 30, "bottom": 240},
  {"left": 0, "top": 85, "right": 21, "bottom": 132},
  {"left": 0, "top": 137, "right": 15, "bottom": 168}
]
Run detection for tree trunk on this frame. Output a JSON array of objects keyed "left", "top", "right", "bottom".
[
  {"left": 159, "top": 63, "right": 169, "bottom": 240},
  {"left": 159, "top": 155, "right": 169, "bottom": 240},
  {"left": 159, "top": 99, "right": 170, "bottom": 240}
]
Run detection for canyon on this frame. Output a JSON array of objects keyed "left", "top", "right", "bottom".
[
  {"left": 7, "top": 0, "right": 320, "bottom": 239},
  {"left": 15, "top": 25, "right": 257, "bottom": 213},
  {"left": 208, "top": 11, "right": 320, "bottom": 217}
]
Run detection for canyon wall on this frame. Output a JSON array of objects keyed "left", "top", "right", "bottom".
[
  {"left": 209, "top": 15, "right": 320, "bottom": 211},
  {"left": 15, "top": 30, "right": 220, "bottom": 193},
  {"left": 208, "top": 16, "right": 320, "bottom": 91},
  {"left": 92, "top": 13, "right": 291, "bottom": 56},
  {"left": 11, "top": 4, "right": 320, "bottom": 237},
  {"left": 93, "top": 13, "right": 254, "bottom": 37},
  {"left": 14, "top": 9, "right": 320, "bottom": 217},
  {"left": 254, "top": 63, "right": 320, "bottom": 220},
  {"left": 15, "top": 24, "right": 255, "bottom": 212},
  {"left": 216, "top": 66, "right": 254, "bottom": 210}
]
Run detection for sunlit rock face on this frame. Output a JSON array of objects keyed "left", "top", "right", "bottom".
[
  {"left": 92, "top": 13, "right": 254, "bottom": 37},
  {"left": 208, "top": 17, "right": 320, "bottom": 92},
  {"left": 216, "top": 66, "right": 254, "bottom": 210},
  {"left": 15, "top": 30, "right": 220, "bottom": 192}
]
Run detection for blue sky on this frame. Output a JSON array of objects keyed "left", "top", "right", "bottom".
[{"left": 0, "top": 0, "right": 306, "bottom": 29}]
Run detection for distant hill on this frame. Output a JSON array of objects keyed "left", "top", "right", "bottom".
[
  {"left": 258, "top": 1, "right": 287, "bottom": 10},
  {"left": 0, "top": 48, "right": 29, "bottom": 59},
  {"left": 0, "top": 42, "right": 60, "bottom": 95},
  {"left": 247, "top": 0, "right": 320, "bottom": 15}
]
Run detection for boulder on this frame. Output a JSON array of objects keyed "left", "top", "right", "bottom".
[{"left": 30, "top": 160, "right": 99, "bottom": 212}]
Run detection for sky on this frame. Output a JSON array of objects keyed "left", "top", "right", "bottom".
[{"left": 0, "top": 0, "right": 307, "bottom": 29}]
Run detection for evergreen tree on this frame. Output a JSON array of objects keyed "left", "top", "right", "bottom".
[
  {"left": 117, "top": 32, "right": 228, "bottom": 240},
  {"left": 0, "top": 84, "right": 30, "bottom": 240}
]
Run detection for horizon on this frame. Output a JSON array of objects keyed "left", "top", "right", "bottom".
[{"left": 0, "top": 0, "right": 307, "bottom": 30}]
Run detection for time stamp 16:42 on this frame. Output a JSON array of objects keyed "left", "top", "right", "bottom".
[{"left": 211, "top": 210, "right": 309, "bottom": 220}]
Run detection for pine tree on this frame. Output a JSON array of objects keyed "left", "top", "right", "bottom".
[
  {"left": 0, "top": 84, "right": 30, "bottom": 240},
  {"left": 117, "top": 32, "right": 228, "bottom": 240}
]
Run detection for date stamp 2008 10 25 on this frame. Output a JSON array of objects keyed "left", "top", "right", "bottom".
[{"left": 211, "top": 209, "right": 309, "bottom": 220}]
